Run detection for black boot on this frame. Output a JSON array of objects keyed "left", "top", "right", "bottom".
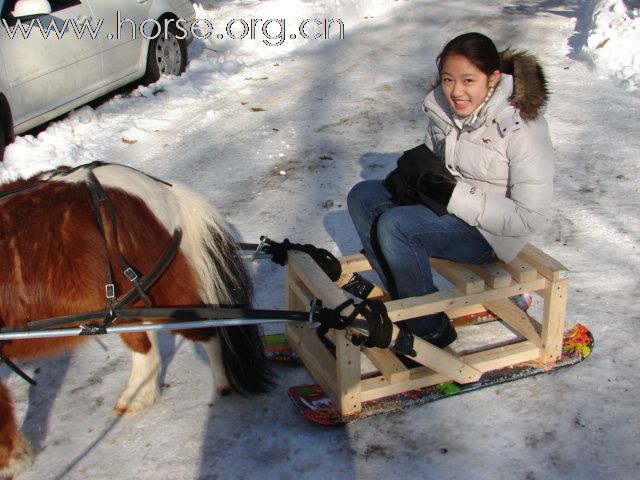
[{"left": 401, "top": 311, "right": 457, "bottom": 348}]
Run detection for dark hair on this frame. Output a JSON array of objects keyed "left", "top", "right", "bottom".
[{"left": 436, "top": 33, "right": 500, "bottom": 76}]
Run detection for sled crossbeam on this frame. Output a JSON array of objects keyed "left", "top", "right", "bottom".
[{"left": 285, "top": 244, "right": 569, "bottom": 416}]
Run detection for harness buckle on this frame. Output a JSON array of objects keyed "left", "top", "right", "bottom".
[
  {"left": 105, "top": 283, "right": 115, "bottom": 299},
  {"left": 308, "top": 298, "right": 323, "bottom": 324},
  {"left": 251, "top": 236, "right": 268, "bottom": 261},
  {"left": 79, "top": 324, "right": 108, "bottom": 335},
  {"left": 124, "top": 268, "right": 138, "bottom": 282}
]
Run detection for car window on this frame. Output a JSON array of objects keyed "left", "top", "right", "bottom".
[
  {"left": 1, "top": 1, "right": 17, "bottom": 19},
  {"left": 49, "top": 1, "right": 81, "bottom": 13},
  {"left": 1, "top": 0, "right": 81, "bottom": 19}
]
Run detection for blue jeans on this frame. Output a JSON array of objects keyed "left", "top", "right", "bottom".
[{"left": 347, "top": 180, "right": 494, "bottom": 336}]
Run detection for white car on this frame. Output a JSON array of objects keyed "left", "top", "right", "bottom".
[{"left": 0, "top": 0, "right": 195, "bottom": 159}]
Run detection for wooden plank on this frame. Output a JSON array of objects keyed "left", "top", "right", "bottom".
[
  {"left": 540, "top": 278, "right": 568, "bottom": 363},
  {"left": 287, "top": 251, "right": 364, "bottom": 414},
  {"left": 285, "top": 268, "right": 303, "bottom": 311},
  {"left": 445, "top": 304, "right": 488, "bottom": 320},
  {"left": 338, "top": 253, "right": 371, "bottom": 275},
  {"left": 362, "top": 347, "right": 411, "bottom": 384},
  {"left": 431, "top": 258, "right": 485, "bottom": 294},
  {"left": 466, "top": 263, "right": 512, "bottom": 289},
  {"left": 334, "top": 329, "right": 363, "bottom": 415},
  {"left": 361, "top": 341, "right": 539, "bottom": 401},
  {"left": 288, "top": 250, "right": 352, "bottom": 310},
  {"left": 484, "top": 299, "right": 541, "bottom": 347},
  {"left": 463, "top": 340, "right": 540, "bottom": 372},
  {"left": 367, "top": 286, "right": 391, "bottom": 301},
  {"left": 392, "top": 327, "right": 482, "bottom": 384},
  {"left": 518, "top": 243, "right": 569, "bottom": 282},
  {"left": 385, "top": 277, "right": 546, "bottom": 323},
  {"left": 361, "top": 368, "right": 449, "bottom": 402},
  {"left": 286, "top": 277, "right": 314, "bottom": 311},
  {"left": 499, "top": 258, "right": 539, "bottom": 283},
  {"left": 285, "top": 323, "right": 339, "bottom": 400}
]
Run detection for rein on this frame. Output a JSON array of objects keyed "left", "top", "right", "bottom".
[
  {"left": 0, "top": 163, "right": 398, "bottom": 386},
  {"left": 0, "top": 298, "right": 394, "bottom": 354},
  {"left": 0, "top": 162, "right": 183, "bottom": 384}
]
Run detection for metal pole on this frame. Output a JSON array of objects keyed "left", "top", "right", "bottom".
[{"left": 0, "top": 317, "right": 302, "bottom": 341}]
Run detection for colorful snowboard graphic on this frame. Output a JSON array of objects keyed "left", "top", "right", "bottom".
[
  {"left": 287, "top": 324, "right": 593, "bottom": 425},
  {"left": 262, "top": 332, "right": 301, "bottom": 365}
]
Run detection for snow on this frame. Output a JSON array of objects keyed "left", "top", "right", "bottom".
[
  {"left": 579, "top": 0, "right": 640, "bottom": 90},
  {"left": 1, "top": 0, "right": 639, "bottom": 479}
]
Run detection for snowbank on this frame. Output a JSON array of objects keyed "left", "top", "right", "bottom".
[{"left": 582, "top": 0, "right": 640, "bottom": 90}]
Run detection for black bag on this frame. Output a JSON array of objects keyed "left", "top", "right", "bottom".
[{"left": 383, "top": 144, "right": 452, "bottom": 206}]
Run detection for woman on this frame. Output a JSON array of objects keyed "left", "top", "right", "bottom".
[{"left": 347, "top": 32, "right": 554, "bottom": 347}]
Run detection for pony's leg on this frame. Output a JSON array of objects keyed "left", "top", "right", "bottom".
[
  {"left": 114, "top": 331, "right": 161, "bottom": 415},
  {"left": 201, "top": 335, "right": 231, "bottom": 397},
  {"left": 0, "top": 382, "right": 32, "bottom": 478}
]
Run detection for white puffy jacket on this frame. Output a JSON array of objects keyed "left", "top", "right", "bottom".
[{"left": 422, "top": 50, "right": 554, "bottom": 262}]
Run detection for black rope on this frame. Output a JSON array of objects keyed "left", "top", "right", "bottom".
[
  {"left": 0, "top": 352, "right": 37, "bottom": 385},
  {"left": 351, "top": 299, "right": 393, "bottom": 349},
  {"left": 259, "top": 237, "right": 342, "bottom": 282},
  {"left": 316, "top": 298, "right": 393, "bottom": 349},
  {"left": 315, "top": 299, "right": 353, "bottom": 339}
]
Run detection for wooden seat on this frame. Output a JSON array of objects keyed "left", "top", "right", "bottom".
[{"left": 284, "top": 244, "right": 569, "bottom": 416}]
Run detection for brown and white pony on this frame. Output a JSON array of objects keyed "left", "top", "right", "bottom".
[{"left": 0, "top": 162, "right": 274, "bottom": 478}]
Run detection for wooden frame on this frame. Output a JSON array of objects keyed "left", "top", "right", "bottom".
[{"left": 285, "top": 244, "right": 569, "bottom": 416}]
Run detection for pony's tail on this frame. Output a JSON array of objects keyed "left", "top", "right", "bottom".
[
  {"left": 220, "top": 325, "right": 276, "bottom": 394},
  {"left": 168, "top": 183, "right": 275, "bottom": 394},
  {"left": 203, "top": 226, "right": 276, "bottom": 394}
]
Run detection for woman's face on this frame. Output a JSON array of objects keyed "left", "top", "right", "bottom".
[{"left": 440, "top": 54, "right": 501, "bottom": 118}]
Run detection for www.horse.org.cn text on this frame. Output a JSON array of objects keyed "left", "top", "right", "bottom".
[{"left": 2, "top": 12, "right": 346, "bottom": 47}]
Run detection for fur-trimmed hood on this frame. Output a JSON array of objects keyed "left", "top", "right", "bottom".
[
  {"left": 424, "top": 48, "right": 549, "bottom": 123},
  {"left": 499, "top": 49, "right": 549, "bottom": 120}
]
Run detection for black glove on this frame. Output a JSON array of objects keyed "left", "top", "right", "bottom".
[
  {"left": 383, "top": 144, "right": 442, "bottom": 205},
  {"left": 416, "top": 173, "right": 456, "bottom": 216}
]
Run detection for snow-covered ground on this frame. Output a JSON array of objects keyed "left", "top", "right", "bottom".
[
  {"left": 579, "top": 0, "right": 640, "bottom": 90},
  {"left": 2, "top": 0, "right": 639, "bottom": 479}
]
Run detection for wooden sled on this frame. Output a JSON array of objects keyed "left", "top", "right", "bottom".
[{"left": 284, "top": 244, "right": 573, "bottom": 419}]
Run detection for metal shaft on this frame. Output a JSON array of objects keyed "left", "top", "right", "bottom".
[{"left": 0, "top": 317, "right": 299, "bottom": 341}]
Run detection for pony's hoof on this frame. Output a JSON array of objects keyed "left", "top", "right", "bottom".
[
  {"left": 0, "top": 432, "right": 32, "bottom": 479},
  {"left": 113, "top": 386, "right": 159, "bottom": 416},
  {"left": 113, "top": 396, "right": 156, "bottom": 416}
]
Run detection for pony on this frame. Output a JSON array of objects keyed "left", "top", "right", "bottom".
[{"left": 0, "top": 162, "right": 274, "bottom": 478}]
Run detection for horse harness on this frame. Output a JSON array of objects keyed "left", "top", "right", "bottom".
[{"left": 0, "top": 163, "right": 398, "bottom": 385}]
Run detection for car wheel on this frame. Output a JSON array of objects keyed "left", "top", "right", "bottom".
[
  {"left": 143, "top": 22, "right": 187, "bottom": 85},
  {"left": 0, "top": 121, "right": 6, "bottom": 162}
]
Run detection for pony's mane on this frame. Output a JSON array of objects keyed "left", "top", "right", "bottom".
[{"left": 54, "top": 164, "right": 247, "bottom": 306}]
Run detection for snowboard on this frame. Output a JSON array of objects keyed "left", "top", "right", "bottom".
[
  {"left": 286, "top": 323, "right": 593, "bottom": 426},
  {"left": 262, "top": 332, "right": 301, "bottom": 365}
]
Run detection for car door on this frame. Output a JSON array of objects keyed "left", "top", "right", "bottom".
[
  {"left": 86, "top": 0, "right": 151, "bottom": 85},
  {"left": 0, "top": 0, "right": 103, "bottom": 130}
]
